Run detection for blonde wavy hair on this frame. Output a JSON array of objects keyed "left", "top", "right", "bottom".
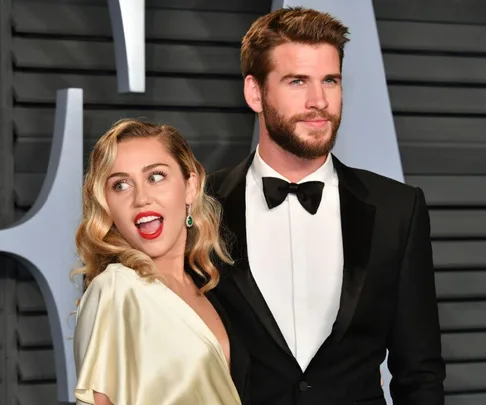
[{"left": 72, "top": 119, "right": 232, "bottom": 294}]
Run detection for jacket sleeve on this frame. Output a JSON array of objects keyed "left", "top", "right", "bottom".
[{"left": 387, "top": 187, "right": 446, "bottom": 405}]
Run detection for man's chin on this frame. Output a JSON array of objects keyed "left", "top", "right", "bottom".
[
  {"left": 267, "top": 128, "right": 336, "bottom": 159},
  {"left": 280, "top": 144, "right": 331, "bottom": 160},
  {"left": 298, "top": 127, "right": 332, "bottom": 140},
  {"left": 290, "top": 136, "right": 333, "bottom": 153},
  {"left": 300, "top": 140, "right": 336, "bottom": 159}
]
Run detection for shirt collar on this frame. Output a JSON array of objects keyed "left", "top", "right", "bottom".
[{"left": 250, "top": 145, "right": 337, "bottom": 190}]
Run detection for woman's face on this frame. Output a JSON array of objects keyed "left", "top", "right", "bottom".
[{"left": 105, "top": 137, "right": 196, "bottom": 260}]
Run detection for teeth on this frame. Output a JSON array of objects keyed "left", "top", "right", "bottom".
[{"left": 136, "top": 215, "right": 161, "bottom": 225}]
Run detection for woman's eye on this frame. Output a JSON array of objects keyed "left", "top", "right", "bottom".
[
  {"left": 113, "top": 181, "right": 129, "bottom": 191},
  {"left": 149, "top": 172, "right": 166, "bottom": 183}
]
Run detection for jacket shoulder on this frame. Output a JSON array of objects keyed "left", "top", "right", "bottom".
[
  {"left": 206, "top": 166, "right": 236, "bottom": 197},
  {"left": 346, "top": 165, "right": 423, "bottom": 209}
]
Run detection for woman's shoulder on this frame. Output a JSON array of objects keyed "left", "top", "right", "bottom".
[
  {"left": 89, "top": 263, "right": 137, "bottom": 287},
  {"left": 79, "top": 263, "right": 139, "bottom": 306}
]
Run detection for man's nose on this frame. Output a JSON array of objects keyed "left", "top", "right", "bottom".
[{"left": 306, "top": 85, "right": 329, "bottom": 110}]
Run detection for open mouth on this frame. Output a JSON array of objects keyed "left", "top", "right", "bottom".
[{"left": 134, "top": 211, "right": 164, "bottom": 240}]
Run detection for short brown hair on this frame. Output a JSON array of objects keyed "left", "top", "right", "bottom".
[{"left": 241, "top": 7, "right": 350, "bottom": 86}]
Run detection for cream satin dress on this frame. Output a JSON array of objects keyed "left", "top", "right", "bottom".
[{"left": 73, "top": 263, "right": 241, "bottom": 405}]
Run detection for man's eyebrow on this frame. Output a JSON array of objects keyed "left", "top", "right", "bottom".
[
  {"left": 279, "top": 73, "right": 342, "bottom": 82},
  {"left": 280, "top": 74, "right": 310, "bottom": 82}
]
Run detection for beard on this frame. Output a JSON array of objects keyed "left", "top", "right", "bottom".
[{"left": 261, "top": 96, "right": 342, "bottom": 159}]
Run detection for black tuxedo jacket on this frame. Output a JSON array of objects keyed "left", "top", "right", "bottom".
[{"left": 207, "top": 153, "right": 445, "bottom": 405}]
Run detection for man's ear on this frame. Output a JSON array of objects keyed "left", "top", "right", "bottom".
[{"left": 244, "top": 75, "right": 263, "bottom": 114}]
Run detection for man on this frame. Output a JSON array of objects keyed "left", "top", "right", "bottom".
[{"left": 208, "top": 7, "right": 445, "bottom": 405}]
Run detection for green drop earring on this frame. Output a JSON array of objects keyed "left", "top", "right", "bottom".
[{"left": 185, "top": 204, "right": 193, "bottom": 228}]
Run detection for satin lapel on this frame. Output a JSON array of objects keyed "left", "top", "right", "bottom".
[
  {"left": 216, "top": 154, "right": 293, "bottom": 358},
  {"left": 327, "top": 156, "right": 376, "bottom": 346}
]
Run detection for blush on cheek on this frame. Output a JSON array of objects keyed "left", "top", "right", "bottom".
[{"left": 112, "top": 221, "right": 135, "bottom": 245}]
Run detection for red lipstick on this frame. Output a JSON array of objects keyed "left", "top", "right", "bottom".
[{"left": 134, "top": 211, "right": 163, "bottom": 240}]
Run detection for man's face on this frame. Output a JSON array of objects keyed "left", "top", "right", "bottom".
[{"left": 260, "top": 42, "right": 342, "bottom": 159}]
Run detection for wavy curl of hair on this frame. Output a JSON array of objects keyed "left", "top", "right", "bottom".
[{"left": 71, "top": 119, "right": 232, "bottom": 295}]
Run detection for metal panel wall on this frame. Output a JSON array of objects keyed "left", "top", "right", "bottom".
[
  {"left": 0, "top": 0, "right": 270, "bottom": 403},
  {"left": 374, "top": 1, "right": 486, "bottom": 403}
]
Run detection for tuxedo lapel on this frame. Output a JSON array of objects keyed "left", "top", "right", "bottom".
[
  {"left": 215, "top": 154, "right": 376, "bottom": 364},
  {"left": 308, "top": 157, "right": 376, "bottom": 369},
  {"left": 216, "top": 154, "right": 293, "bottom": 358},
  {"left": 329, "top": 156, "right": 376, "bottom": 345}
]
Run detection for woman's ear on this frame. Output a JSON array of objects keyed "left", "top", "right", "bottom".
[{"left": 185, "top": 172, "right": 198, "bottom": 205}]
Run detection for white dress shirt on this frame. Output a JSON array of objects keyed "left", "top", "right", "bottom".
[{"left": 245, "top": 146, "right": 343, "bottom": 371}]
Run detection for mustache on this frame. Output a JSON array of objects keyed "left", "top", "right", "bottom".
[{"left": 292, "top": 111, "right": 338, "bottom": 122}]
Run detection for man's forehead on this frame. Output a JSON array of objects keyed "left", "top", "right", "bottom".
[{"left": 269, "top": 43, "right": 340, "bottom": 75}]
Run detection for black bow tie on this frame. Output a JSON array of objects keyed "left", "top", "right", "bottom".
[{"left": 261, "top": 177, "right": 325, "bottom": 215}]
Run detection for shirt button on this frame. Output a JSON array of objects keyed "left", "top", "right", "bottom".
[{"left": 299, "top": 381, "right": 309, "bottom": 392}]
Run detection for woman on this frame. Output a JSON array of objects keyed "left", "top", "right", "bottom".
[{"left": 72, "top": 119, "right": 249, "bottom": 405}]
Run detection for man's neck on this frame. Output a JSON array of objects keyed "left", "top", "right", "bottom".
[{"left": 258, "top": 136, "right": 328, "bottom": 183}]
